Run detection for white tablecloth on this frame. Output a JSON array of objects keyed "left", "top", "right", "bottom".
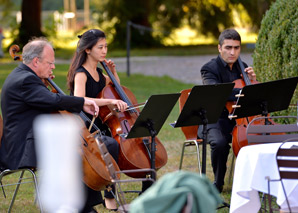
[{"left": 230, "top": 142, "right": 298, "bottom": 213}]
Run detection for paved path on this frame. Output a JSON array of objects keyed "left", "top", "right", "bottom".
[
  {"left": 111, "top": 53, "right": 253, "bottom": 85},
  {"left": 56, "top": 53, "right": 253, "bottom": 85}
]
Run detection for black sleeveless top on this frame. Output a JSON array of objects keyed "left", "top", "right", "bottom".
[
  {"left": 75, "top": 66, "right": 106, "bottom": 98},
  {"left": 75, "top": 66, "right": 111, "bottom": 135}
]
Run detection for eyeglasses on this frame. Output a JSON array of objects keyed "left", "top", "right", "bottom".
[
  {"left": 38, "top": 57, "right": 55, "bottom": 66},
  {"left": 45, "top": 60, "right": 55, "bottom": 66}
]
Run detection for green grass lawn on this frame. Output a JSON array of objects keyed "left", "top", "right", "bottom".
[{"left": 0, "top": 61, "right": 234, "bottom": 212}]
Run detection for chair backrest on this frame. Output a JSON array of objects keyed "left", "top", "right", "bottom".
[
  {"left": 247, "top": 116, "right": 298, "bottom": 144},
  {"left": 179, "top": 89, "right": 199, "bottom": 141},
  {"left": 276, "top": 142, "right": 298, "bottom": 179}
]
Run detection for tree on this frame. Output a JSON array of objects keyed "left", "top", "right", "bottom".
[
  {"left": 0, "top": 0, "right": 15, "bottom": 25},
  {"left": 95, "top": 0, "right": 274, "bottom": 48},
  {"left": 95, "top": 0, "right": 162, "bottom": 48},
  {"left": 231, "top": 0, "right": 276, "bottom": 31},
  {"left": 13, "top": 0, "right": 44, "bottom": 48}
]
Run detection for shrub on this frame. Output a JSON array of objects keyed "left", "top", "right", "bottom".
[{"left": 253, "top": 0, "right": 298, "bottom": 116}]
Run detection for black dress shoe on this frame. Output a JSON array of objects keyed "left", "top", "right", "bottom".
[
  {"left": 89, "top": 208, "right": 97, "bottom": 213},
  {"left": 217, "top": 201, "right": 230, "bottom": 210},
  {"left": 80, "top": 206, "right": 97, "bottom": 213},
  {"left": 213, "top": 182, "right": 223, "bottom": 193}
]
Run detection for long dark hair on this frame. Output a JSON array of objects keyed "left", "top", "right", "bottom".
[{"left": 67, "top": 29, "right": 106, "bottom": 93}]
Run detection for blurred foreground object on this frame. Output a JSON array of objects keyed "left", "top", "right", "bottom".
[
  {"left": 34, "top": 114, "right": 84, "bottom": 212},
  {"left": 129, "top": 171, "right": 222, "bottom": 213}
]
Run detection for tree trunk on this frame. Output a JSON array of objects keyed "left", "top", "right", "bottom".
[{"left": 14, "top": 0, "right": 44, "bottom": 47}]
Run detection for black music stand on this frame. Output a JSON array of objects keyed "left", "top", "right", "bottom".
[
  {"left": 125, "top": 93, "right": 181, "bottom": 180},
  {"left": 229, "top": 77, "right": 298, "bottom": 120},
  {"left": 171, "top": 83, "right": 235, "bottom": 174}
]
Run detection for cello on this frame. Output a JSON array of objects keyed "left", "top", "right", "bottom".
[
  {"left": 226, "top": 57, "right": 258, "bottom": 157},
  {"left": 9, "top": 44, "right": 119, "bottom": 190},
  {"left": 98, "top": 61, "right": 168, "bottom": 178}
]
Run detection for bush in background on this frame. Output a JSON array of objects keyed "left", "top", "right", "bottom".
[{"left": 253, "top": 0, "right": 298, "bottom": 116}]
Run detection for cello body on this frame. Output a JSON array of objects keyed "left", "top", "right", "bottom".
[
  {"left": 59, "top": 111, "right": 120, "bottom": 191},
  {"left": 97, "top": 61, "right": 167, "bottom": 178},
  {"left": 98, "top": 84, "right": 168, "bottom": 178}
]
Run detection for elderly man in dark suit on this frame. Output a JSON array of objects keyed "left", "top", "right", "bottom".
[
  {"left": 198, "top": 29, "right": 256, "bottom": 193},
  {"left": 0, "top": 38, "right": 98, "bottom": 170}
]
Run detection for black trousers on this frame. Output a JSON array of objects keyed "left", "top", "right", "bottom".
[
  {"left": 198, "top": 117, "right": 235, "bottom": 189},
  {"left": 81, "top": 135, "right": 119, "bottom": 212}
]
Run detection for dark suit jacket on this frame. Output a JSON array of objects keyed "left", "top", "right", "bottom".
[
  {"left": 0, "top": 63, "right": 84, "bottom": 170},
  {"left": 200, "top": 55, "right": 246, "bottom": 102},
  {"left": 198, "top": 55, "right": 247, "bottom": 136}
]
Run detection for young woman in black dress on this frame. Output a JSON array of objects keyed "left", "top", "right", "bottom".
[{"left": 67, "top": 29, "right": 127, "bottom": 212}]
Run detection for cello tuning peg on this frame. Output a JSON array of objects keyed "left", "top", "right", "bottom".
[
  {"left": 232, "top": 105, "right": 241, "bottom": 108},
  {"left": 235, "top": 94, "right": 244, "bottom": 97}
]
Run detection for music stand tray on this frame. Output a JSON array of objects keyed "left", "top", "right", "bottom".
[
  {"left": 172, "top": 83, "right": 235, "bottom": 174},
  {"left": 125, "top": 93, "right": 181, "bottom": 179},
  {"left": 230, "top": 76, "right": 298, "bottom": 119}
]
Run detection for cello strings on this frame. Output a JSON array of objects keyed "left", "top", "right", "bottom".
[
  {"left": 126, "top": 103, "right": 146, "bottom": 111},
  {"left": 112, "top": 102, "right": 146, "bottom": 112}
]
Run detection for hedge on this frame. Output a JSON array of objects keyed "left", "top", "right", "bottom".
[{"left": 253, "top": 0, "right": 298, "bottom": 116}]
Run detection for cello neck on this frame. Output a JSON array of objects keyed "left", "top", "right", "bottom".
[
  {"left": 46, "top": 78, "right": 101, "bottom": 132},
  {"left": 100, "top": 61, "right": 134, "bottom": 107},
  {"left": 238, "top": 57, "right": 251, "bottom": 85}
]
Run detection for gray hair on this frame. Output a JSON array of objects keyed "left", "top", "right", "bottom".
[{"left": 22, "top": 37, "right": 53, "bottom": 64}]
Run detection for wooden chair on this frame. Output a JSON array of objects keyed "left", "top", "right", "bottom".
[
  {"left": 246, "top": 115, "right": 298, "bottom": 212},
  {"left": 178, "top": 89, "right": 203, "bottom": 173},
  {"left": 267, "top": 141, "right": 298, "bottom": 213},
  {"left": 95, "top": 135, "right": 156, "bottom": 213},
  {"left": 0, "top": 115, "right": 43, "bottom": 212},
  {"left": 246, "top": 116, "right": 298, "bottom": 144}
]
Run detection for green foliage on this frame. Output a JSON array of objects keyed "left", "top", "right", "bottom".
[
  {"left": 253, "top": 0, "right": 298, "bottom": 116},
  {"left": 94, "top": 0, "right": 273, "bottom": 48},
  {"left": 95, "top": 0, "right": 163, "bottom": 48},
  {"left": 231, "top": 0, "right": 276, "bottom": 31},
  {"left": 43, "top": 14, "right": 57, "bottom": 38}
]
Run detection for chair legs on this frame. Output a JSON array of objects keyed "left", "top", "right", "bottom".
[
  {"left": 179, "top": 140, "right": 201, "bottom": 174},
  {"left": 280, "top": 180, "right": 292, "bottom": 213},
  {"left": 266, "top": 177, "right": 291, "bottom": 213},
  {"left": 179, "top": 141, "right": 235, "bottom": 187},
  {"left": 0, "top": 168, "right": 43, "bottom": 212}
]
